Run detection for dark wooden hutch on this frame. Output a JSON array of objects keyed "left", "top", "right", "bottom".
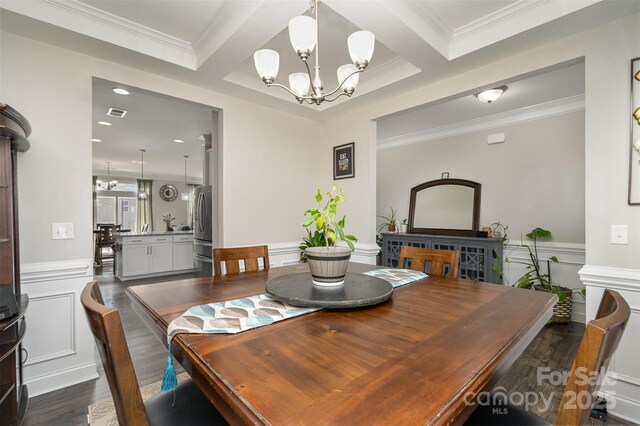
[{"left": 0, "top": 104, "right": 30, "bottom": 425}]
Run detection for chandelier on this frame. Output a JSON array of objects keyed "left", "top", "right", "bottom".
[
  {"left": 96, "top": 161, "right": 118, "bottom": 191},
  {"left": 253, "top": 0, "right": 375, "bottom": 105}
]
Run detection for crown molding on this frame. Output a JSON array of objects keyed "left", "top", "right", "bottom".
[
  {"left": 1, "top": 0, "right": 197, "bottom": 69},
  {"left": 191, "top": 0, "right": 267, "bottom": 68},
  {"left": 377, "top": 94, "right": 584, "bottom": 150},
  {"left": 453, "top": 0, "right": 553, "bottom": 43},
  {"left": 448, "top": 0, "right": 601, "bottom": 59}
]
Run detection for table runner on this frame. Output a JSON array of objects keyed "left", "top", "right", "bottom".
[{"left": 161, "top": 268, "right": 427, "bottom": 391}]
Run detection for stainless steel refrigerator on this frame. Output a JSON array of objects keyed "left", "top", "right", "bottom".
[{"left": 193, "top": 185, "right": 213, "bottom": 276}]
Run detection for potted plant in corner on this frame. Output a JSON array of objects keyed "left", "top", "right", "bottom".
[
  {"left": 302, "top": 185, "right": 357, "bottom": 286},
  {"left": 377, "top": 207, "right": 397, "bottom": 233},
  {"left": 509, "top": 227, "right": 573, "bottom": 323}
]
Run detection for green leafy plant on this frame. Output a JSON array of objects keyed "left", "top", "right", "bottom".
[
  {"left": 377, "top": 207, "right": 397, "bottom": 233},
  {"left": 302, "top": 185, "right": 357, "bottom": 251},
  {"left": 508, "top": 227, "right": 574, "bottom": 302},
  {"left": 299, "top": 229, "right": 327, "bottom": 261}
]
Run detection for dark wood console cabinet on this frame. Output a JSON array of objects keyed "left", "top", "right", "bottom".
[
  {"left": 381, "top": 232, "right": 503, "bottom": 284},
  {"left": 0, "top": 104, "right": 31, "bottom": 426}
]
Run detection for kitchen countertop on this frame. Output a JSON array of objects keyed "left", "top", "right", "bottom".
[{"left": 114, "top": 231, "right": 194, "bottom": 237}]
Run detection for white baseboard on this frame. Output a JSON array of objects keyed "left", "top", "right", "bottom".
[
  {"left": 20, "top": 258, "right": 98, "bottom": 397},
  {"left": 24, "top": 361, "right": 98, "bottom": 398},
  {"left": 599, "top": 390, "right": 640, "bottom": 425}
]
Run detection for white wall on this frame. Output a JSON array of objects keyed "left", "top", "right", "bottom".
[
  {"left": 377, "top": 111, "right": 586, "bottom": 242},
  {"left": 321, "top": 13, "right": 640, "bottom": 270}
]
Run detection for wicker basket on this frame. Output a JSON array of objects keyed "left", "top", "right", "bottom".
[{"left": 534, "top": 285, "right": 572, "bottom": 323}]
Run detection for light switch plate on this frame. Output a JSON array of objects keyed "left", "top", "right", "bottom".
[
  {"left": 52, "top": 223, "right": 74, "bottom": 240},
  {"left": 610, "top": 225, "right": 628, "bottom": 245}
]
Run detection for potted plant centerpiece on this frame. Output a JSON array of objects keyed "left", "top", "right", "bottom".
[
  {"left": 302, "top": 185, "right": 357, "bottom": 286},
  {"left": 509, "top": 227, "right": 575, "bottom": 323}
]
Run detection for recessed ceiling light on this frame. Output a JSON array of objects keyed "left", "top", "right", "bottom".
[
  {"left": 474, "top": 85, "right": 508, "bottom": 104},
  {"left": 92, "top": 138, "right": 102, "bottom": 142},
  {"left": 113, "top": 87, "right": 130, "bottom": 95},
  {"left": 98, "top": 121, "right": 112, "bottom": 126},
  {"left": 173, "top": 139, "right": 185, "bottom": 143}
]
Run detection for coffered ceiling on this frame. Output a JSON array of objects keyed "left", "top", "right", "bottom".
[{"left": 3, "top": 0, "right": 639, "bottom": 117}]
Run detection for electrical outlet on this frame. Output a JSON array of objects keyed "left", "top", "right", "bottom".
[
  {"left": 610, "top": 225, "right": 628, "bottom": 245},
  {"left": 52, "top": 223, "right": 74, "bottom": 240}
]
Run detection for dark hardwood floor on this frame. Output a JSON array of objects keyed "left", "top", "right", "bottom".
[{"left": 23, "top": 271, "right": 632, "bottom": 425}]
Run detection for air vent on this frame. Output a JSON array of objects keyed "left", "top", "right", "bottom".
[{"left": 107, "top": 107, "right": 127, "bottom": 118}]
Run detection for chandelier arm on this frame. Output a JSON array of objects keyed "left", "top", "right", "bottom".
[
  {"left": 323, "top": 92, "right": 351, "bottom": 103},
  {"left": 268, "top": 82, "right": 310, "bottom": 100},
  {"left": 323, "top": 69, "right": 363, "bottom": 99}
]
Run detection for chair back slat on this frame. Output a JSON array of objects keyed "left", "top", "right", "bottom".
[
  {"left": 81, "top": 282, "right": 149, "bottom": 426},
  {"left": 555, "top": 290, "right": 630, "bottom": 425},
  {"left": 398, "top": 246, "right": 459, "bottom": 278},
  {"left": 213, "top": 245, "right": 270, "bottom": 277}
]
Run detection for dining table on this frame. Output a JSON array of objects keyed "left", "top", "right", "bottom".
[{"left": 127, "top": 262, "right": 556, "bottom": 426}]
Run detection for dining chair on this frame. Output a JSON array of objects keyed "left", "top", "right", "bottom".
[
  {"left": 397, "top": 246, "right": 459, "bottom": 278},
  {"left": 213, "top": 245, "right": 270, "bottom": 277},
  {"left": 94, "top": 224, "right": 121, "bottom": 267},
  {"left": 80, "top": 282, "right": 228, "bottom": 426},
  {"left": 465, "top": 289, "right": 630, "bottom": 425}
]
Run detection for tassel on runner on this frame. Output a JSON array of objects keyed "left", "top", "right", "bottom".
[{"left": 161, "top": 342, "right": 177, "bottom": 392}]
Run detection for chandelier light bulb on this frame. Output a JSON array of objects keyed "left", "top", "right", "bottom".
[
  {"left": 254, "top": 49, "right": 280, "bottom": 82},
  {"left": 288, "top": 16, "right": 317, "bottom": 60},
  {"left": 289, "top": 72, "right": 311, "bottom": 97},
  {"left": 348, "top": 31, "right": 375, "bottom": 70},
  {"left": 337, "top": 64, "right": 359, "bottom": 92}
]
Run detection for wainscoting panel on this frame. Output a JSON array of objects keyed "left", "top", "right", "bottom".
[
  {"left": 580, "top": 265, "right": 640, "bottom": 423},
  {"left": 502, "top": 242, "right": 585, "bottom": 322},
  {"left": 23, "top": 292, "right": 76, "bottom": 365},
  {"left": 20, "top": 258, "right": 98, "bottom": 397}
]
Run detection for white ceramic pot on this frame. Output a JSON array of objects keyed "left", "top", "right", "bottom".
[{"left": 305, "top": 246, "right": 352, "bottom": 286}]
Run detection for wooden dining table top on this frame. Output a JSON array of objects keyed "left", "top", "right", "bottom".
[{"left": 127, "top": 262, "right": 556, "bottom": 426}]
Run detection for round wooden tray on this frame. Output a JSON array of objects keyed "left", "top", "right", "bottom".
[{"left": 266, "top": 272, "right": 394, "bottom": 309}]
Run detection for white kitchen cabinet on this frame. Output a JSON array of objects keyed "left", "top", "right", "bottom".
[
  {"left": 115, "top": 233, "right": 194, "bottom": 280},
  {"left": 122, "top": 244, "right": 149, "bottom": 277},
  {"left": 149, "top": 242, "right": 173, "bottom": 273}
]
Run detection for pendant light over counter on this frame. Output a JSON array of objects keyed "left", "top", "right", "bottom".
[
  {"left": 181, "top": 155, "right": 190, "bottom": 201},
  {"left": 138, "top": 149, "right": 148, "bottom": 200}
]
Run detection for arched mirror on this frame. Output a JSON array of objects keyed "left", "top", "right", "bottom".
[{"left": 408, "top": 179, "right": 481, "bottom": 236}]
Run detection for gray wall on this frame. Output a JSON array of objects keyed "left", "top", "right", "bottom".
[{"left": 377, "top": 111, "right": 585, "bottom": 243}]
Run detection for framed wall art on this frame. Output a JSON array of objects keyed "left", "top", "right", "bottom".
[
  {"left": 630, "top": 57, "right": 640, "bottom": 205},
  {"left": 334, "top": 142, "right": 355, "bottom": 180}
]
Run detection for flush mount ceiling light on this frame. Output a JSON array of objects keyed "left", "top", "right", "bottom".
[
  {"left": 96, "top": 161, "right": 118, "bottom": 190},
  {"left": 113, "top": 87, "right": 130, "bottom": 95},
  {"left": 475, "top": 86, "right": 508, "bottom": 104},
  {"left": 92, "top": 138, "right": 101, "bottom": 142},
  {"left": 138, "top": 149, "right": 148, "bottom": 200},
  {"left": 173, "top": 139, "right": 184, "bottom": 143},
  {"left": 253, "top": 0, "right": 375, "bottom": 105},
  {"left": 98, "top": 121, "right": 112, "bottom": 126}
]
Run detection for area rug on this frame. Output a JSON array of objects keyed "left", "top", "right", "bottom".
[{"left": 87, "top": 372, "right": 189, "bottom": 425}]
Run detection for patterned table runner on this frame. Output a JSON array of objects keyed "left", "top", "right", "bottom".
[{"left": 161, "top": 268, "right": 426, "bottom": 391}]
